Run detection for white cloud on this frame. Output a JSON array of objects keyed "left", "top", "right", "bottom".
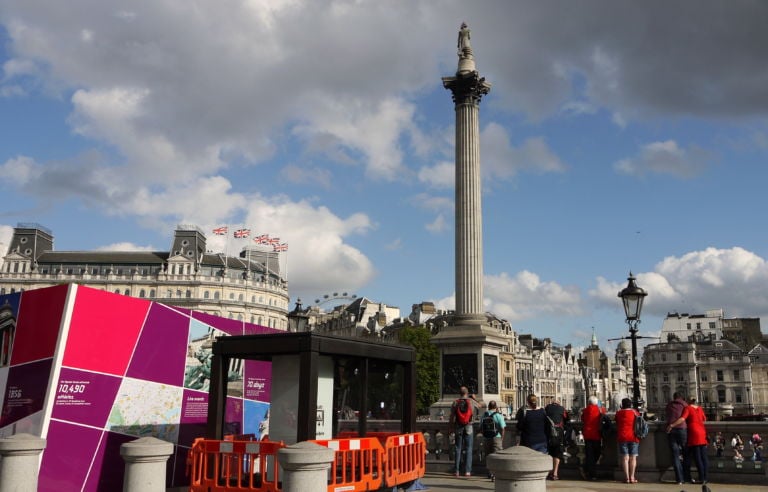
[
  {"left": 614, "top": 140, "right": 713, "bottom": 178},
  {"left": 425, "top": 214, "right": 448, "bottom": 234},
  {"left": 418, "top": 161, "right": 454, "bottom": 189},
  {"left": 590, "top": 247, "right": 768, "bottom": 320},
  {"left": 95, "top": 242, "right": 155, "bottom": 252},
  {"left": 0, "top": 225, "right": 14, "bottom": 268},
  {"left": 431, "top": 270, "right": 585, "bottom": 322},
  {"left": 481, "top": 123, "right": 567, "bottom": 181}
]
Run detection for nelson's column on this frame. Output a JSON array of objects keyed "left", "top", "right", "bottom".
[{"left": 431, "top": 23, "right": 509, "bottom": 416}]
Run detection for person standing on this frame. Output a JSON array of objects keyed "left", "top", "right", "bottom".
[
  {"left": 668, "top": 396, "right": 708, "bottom": 485},
  {"left": 515, "top": 394, "right": 548, "bottom": 453},
  {"left": 544, "top": 399, "right": 567, "bottom": 480},
  {"left": 714, "top": 432, "right": 725, "bottom": 458},
  {"left": 580, "top": 395, "right": 604, "bottom": 481},
  {"left": 665, "top": 392, "right": 690, "bottom": 484},
  {"left": 481, "top": 400, "right": 506, "bottom": 481},
  {"left": 616, "top": 398, "right": 640, "bottom": 484},
  {"left": 450, "top": 386, "right": 477, "bottom": 477}
]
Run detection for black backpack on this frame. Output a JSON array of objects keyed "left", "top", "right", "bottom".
[{"left": 481, "top": 411, "right": 501, "bottom": 438}]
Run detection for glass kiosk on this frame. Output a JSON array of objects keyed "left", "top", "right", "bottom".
[{"left": 205, "top": 332, "right": 416, "bottom": 444}]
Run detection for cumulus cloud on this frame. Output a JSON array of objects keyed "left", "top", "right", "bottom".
[
  {"left": 425, "top": 214, "right": 448, "bottom": 234},
  {"left": 432, "top": 270, "right": 585, "bottom": 322},
  {"left": 614, "top": 140, "right": 713, "bottom": 178},
  {"left": 590, "top": 247, "right": 768, "bottom": 320},
  {"left": 95, "top": 242, "right": 155, "bottom": 252},
  {"left": 481, "top": 123, "right": 567, "bottom": 181}
]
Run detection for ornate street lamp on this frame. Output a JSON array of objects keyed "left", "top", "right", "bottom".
[
  {"left": 618, "top": 272, "right": 647, "bottom": 410},
  {"left": 287, "top": 298, "right": 310, "bottom": 332}
]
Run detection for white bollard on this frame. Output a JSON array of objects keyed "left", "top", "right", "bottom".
[
  {"left": 278, "top": 441, "right": 335, "bottom": 492},
  {"left": 486, "top": 445, "right": 551, "bottom": 492},
  {"left": 120, "top": 437, "right": 174, "bottom": 492},
  {"left": 0, "top": 433, "right": 46, "bottom": 492}
]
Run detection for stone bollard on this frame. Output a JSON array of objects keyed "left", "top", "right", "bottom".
[
  {"left": 486, "top": 446, "right": 551, "bottom": 492},
  {"left": 0, "top": 433, "right": 46, "bottom": 492},
  {"left": 120, "top": 437, "right": 174, "bottom": 492},
  {"left": 278, "top": 441, "right": 335, "bottom": 492}
]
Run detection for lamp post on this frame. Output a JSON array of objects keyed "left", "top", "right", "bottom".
[
  {"left": 618, "top": 272, "right": 648, "bottom": 410},
  {"left": 287, "top": 298, "right": 310, "bottom": 332}
]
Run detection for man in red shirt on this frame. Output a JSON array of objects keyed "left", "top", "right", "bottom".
[{"left": 580, "top": 396, "right": 604, "bottom": 480}]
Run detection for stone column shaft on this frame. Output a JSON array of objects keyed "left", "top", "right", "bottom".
[
  {"left": 455, "top": 99, "right": 484, "bottom": 316},
  {"left": 0, "top": 433, "right": 46, "bottom": 492}
]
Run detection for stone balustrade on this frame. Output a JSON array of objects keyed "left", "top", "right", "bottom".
[{"left": 417, "top": 419, "right": 767, "bottom": 484}]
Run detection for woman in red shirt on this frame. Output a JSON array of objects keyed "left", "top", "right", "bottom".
[
  {"left": 615, "top": 398, "right": 640, "bottom": 483},
  {"left": 667, "top": 397, "right": 708, "bottom": 484}
]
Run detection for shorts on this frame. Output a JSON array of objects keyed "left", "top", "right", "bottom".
[{"left": 619, "top": 441, "right": 639, "bottom": 456}]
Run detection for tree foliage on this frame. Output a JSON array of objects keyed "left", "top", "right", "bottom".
[{"left": 398, "top": 325, "right": 440, "bottom": 415}]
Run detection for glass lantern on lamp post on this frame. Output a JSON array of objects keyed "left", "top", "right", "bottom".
[
  {"left": 618, "top": 272, "right": 647, "bottom": 410},
  {"left": 287, "top": 298, "right": 310, "bottom": 332}
]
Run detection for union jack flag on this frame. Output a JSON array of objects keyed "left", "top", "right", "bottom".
[
  {"left": 268, "top": 237, "right": 280, "bottom": 245},
  {"left": 212, "top": 226, "right": 228, "bottom": 236},
  {"left": 254, "top": 234, "right": 270, "bottom": 244},
  {"left": 273, "top": 243, "right": 288, "bottom": 252},
  {"left": 234, "top": 228, "right": 251, "bottom": 238}
]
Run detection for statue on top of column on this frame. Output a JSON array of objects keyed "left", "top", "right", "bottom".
[{"left": 457, "top": 22, "right": 472, "bottom": 58}]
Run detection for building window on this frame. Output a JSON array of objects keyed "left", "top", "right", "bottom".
[
  {"left": 149, "top": 289, "right": 156, "bottom": 297},
  {"left": 686, "top": 323, "right": 691, "bottom": 330},
  {"left": 239, "top": 294, "right": 244, "bottom": 301},
  {"left": 204, "top": 291, "right": 210, "bottom": 299},
  {"left": 186, "top": 290, "right": 191, "bottom": 298},
  {"left": 124, "top": 289, "right": 130, "bottom": 296},
  {"left": 735, "top": 391, "right": 743, "bottom": 403},
  {"left": 716, "top": 370, "right": 724, "bottom": 382},
  {"left": 167, "top": 290, "right": 172, "bottom": 298},
  {"left": 696, "top": 322, "right": 701, "bottom": 330},
  {"left": 139, "top": 289, "right": 145, "bottom": 298},
  {"left": 661, "top": 353, "right": 667, "bottom": 362},
  {"left": 701, "top": 372, "right": 708, "bottom": 382},
  {"left": 229, "top": 293, "right": 235, "bottom": 300},
  {"left": 214, "top": 292, "right": 220, "bottom": 300},
  {"left": 676, "top": 353, "right": 682, "bottom": 361},
  {"left": 662, "top": 372, "right": 669, "bottom": 383},
  {"left": 176, "top": 289, "right": 182, "bottom": 298},
  {"left": 677, "top": 372, "right": 684, "bottom": 382},
  {"left": 709, "top": 322, "right": 716, "bottom": 329},
  {"left": 717, "top": 389, "right": 726, "bottom": 403},
  {"left": 733, "top": 370, "right": 740, "bottom": 381}
]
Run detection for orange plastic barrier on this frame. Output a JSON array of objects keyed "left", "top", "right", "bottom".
[
  {"left": 311, "top": 438, "right": 385, "bottom": 491},
  {"left": 186, "top": 432, "right": 425, "bottom": 492},
  {"left": 383, "top": 433, "right": 426, "bottom": 488},
  {"left": 188, "top": 438, "right": 284, "bottom": 492}
]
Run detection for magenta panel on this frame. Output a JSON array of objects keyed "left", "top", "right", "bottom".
[
  {"left": 126, "top": 303, "right": 189, "bottom": 385},
  {"left": 52, "top": 368, "right": 122, "bottom": 428},
  {"left": 39, "top": 420, "right": 103, "bottom": 491},
  {"left": 0, "top": 358, "right": 52, "bottom": 428}
]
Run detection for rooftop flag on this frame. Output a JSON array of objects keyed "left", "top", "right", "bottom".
[
  {"left": 273, "top": 243, "right": 288, "bottom": 252},
  {"left": 268, "top": 237, "right": 280, "bottom": 245},
  {"left": 234, "top": 228, "right": 251, "bottom": 238},
  {"left": 254, "top": 234, "right": 270, "bottom": 244},
  {"left": 212, "top": 226, "right": 228, "bottom": 235}
]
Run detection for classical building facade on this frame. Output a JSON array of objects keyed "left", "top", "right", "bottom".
[
  {"left": 644, "top": 333, "right": 766, "bottom": 419},
  {"left": 0, "top": 223, "right": 290, "bottom": 329}
]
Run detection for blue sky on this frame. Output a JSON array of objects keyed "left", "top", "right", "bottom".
[{"left": 2, "top": 1, "right": 768, "bottom": 350}]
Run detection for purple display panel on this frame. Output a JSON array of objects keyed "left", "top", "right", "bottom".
[
  {"left": 224, "top": 396, "right": 244, "bottom": 436},
  {"left": 85, "top": 431, "right": 136, "bottom": 492},
  {"left": 39, "top": 420, "right": 103, "bottom": 491},
  {"left": 178, "top": 389, "right": 208, "bottom": 447},
  {"left": 52, "top": 368, "right": 122, "bottom": 428},
  {"left": 126, "top": 303, "right": 189, "bottom": 385},
  {"left": 244, "top": 360, "right": 271, "bottom": 401},
  {"left": 0, "top": 358, "right": 53, "bottom": 428}
]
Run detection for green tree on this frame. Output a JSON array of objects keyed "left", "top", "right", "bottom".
[{"left": 398, "top": 326, "right": 440, "bottom": 416}]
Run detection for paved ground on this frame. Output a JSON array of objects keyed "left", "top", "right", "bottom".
[{"left": 417, "top": 472, "right": 767, "bottom": 491}]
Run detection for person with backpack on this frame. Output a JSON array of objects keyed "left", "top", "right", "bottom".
[
  {"left": 481, "top": 400, "right": 506, "bottom": 481},
  {"left": 580, "top": 395, "right": 604, "bottom": 481},
  {"left": 616, "top": 398, "right": 641, "bottom": 483},
  {"left": 515, "top": 394, "right": 548, "bottom": 453},
  {"left": 544, "top": 399, "right": 567, "bottom": 480},
  {"left": 450, "top": 386, "right": 477, "bottom": 477},
  {"left": 664, "top": 392, "right": 690, "bottom": 484},
  {"left": 667, "top": 396, "right": 708, "bottom": 485}
]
